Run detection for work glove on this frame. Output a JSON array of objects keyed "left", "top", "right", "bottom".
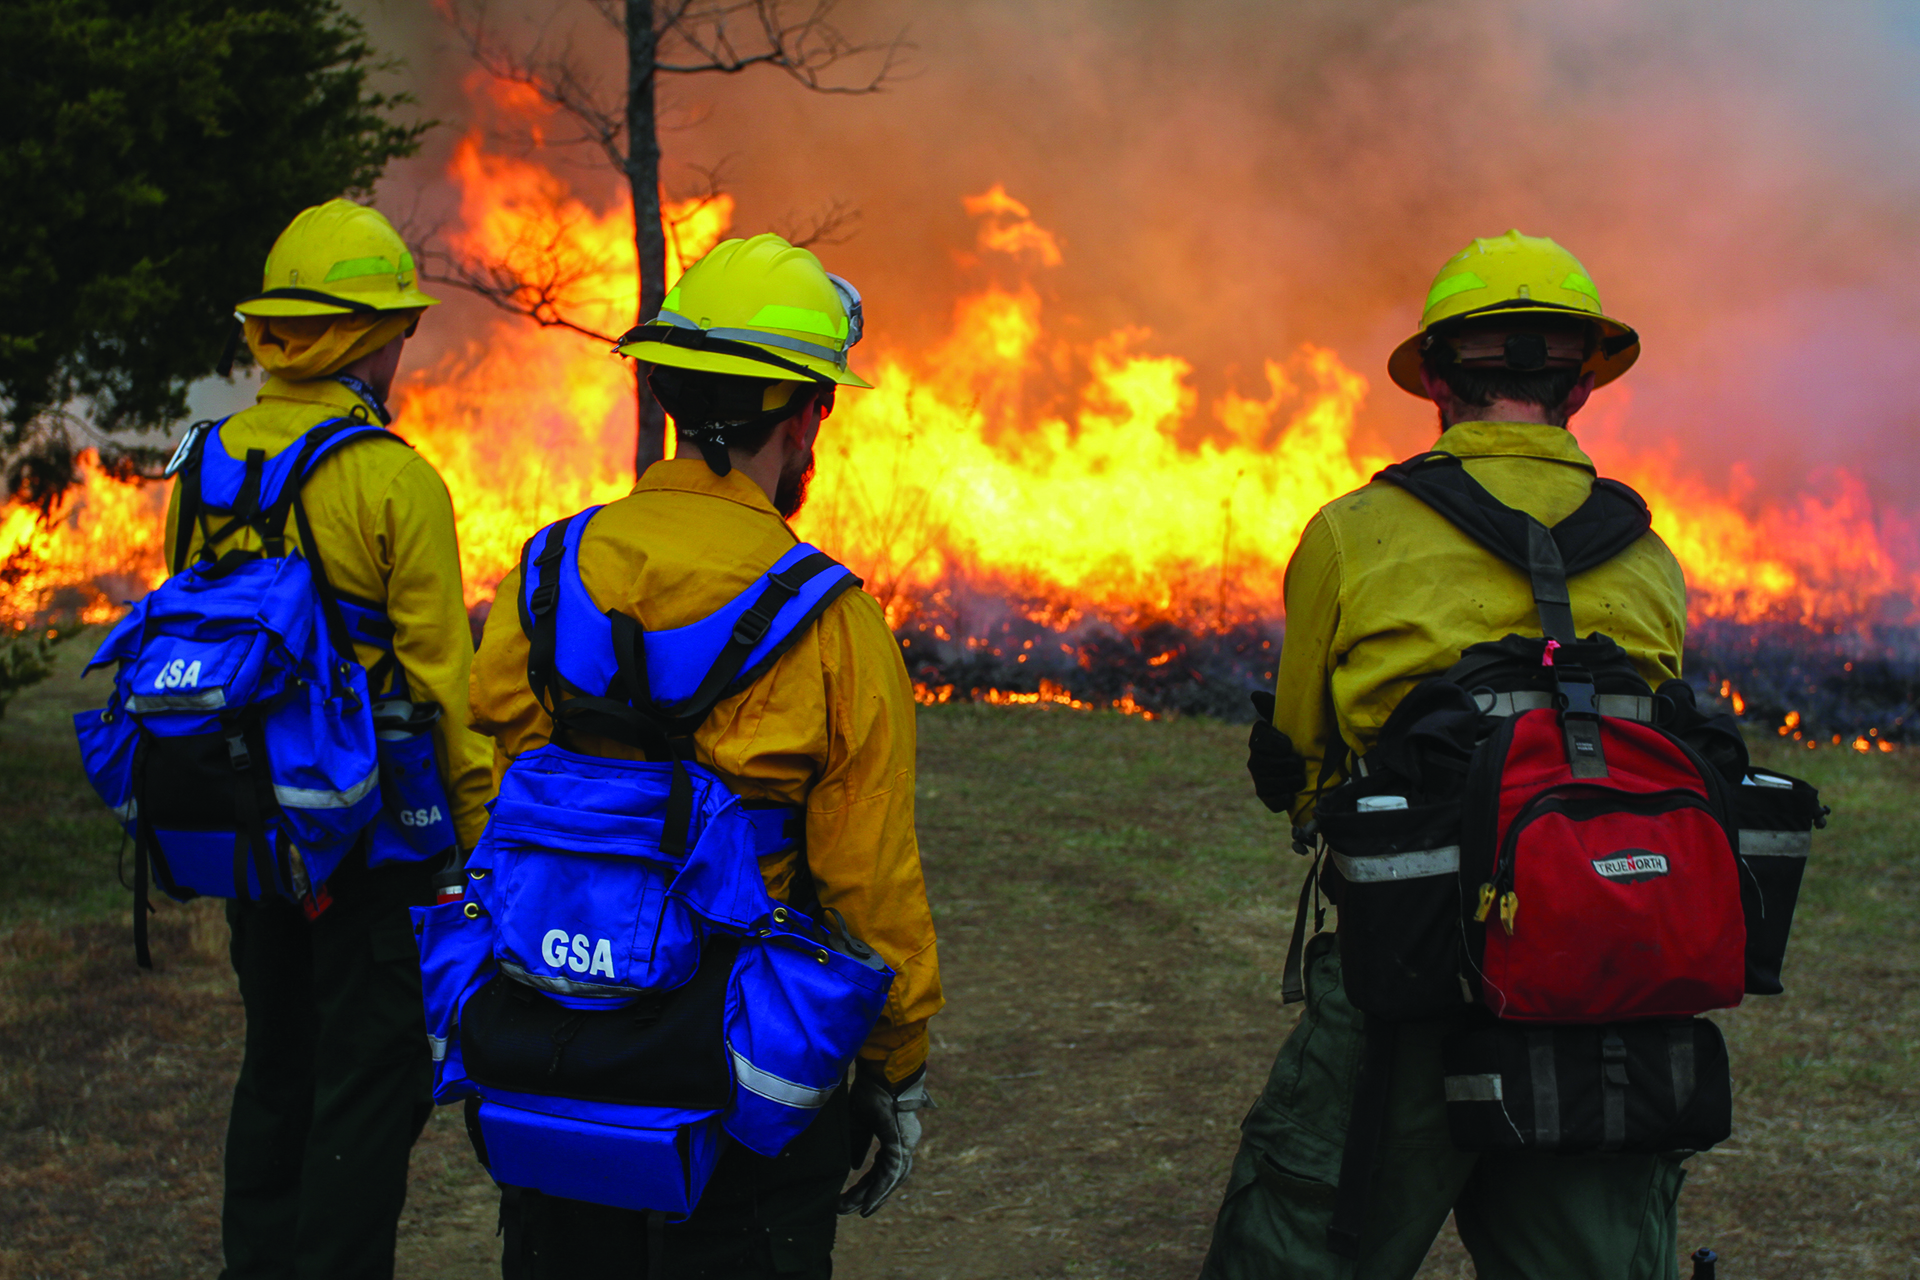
[
  {"left": 1247, "top": 690, "right": 1307, "bottom": 814},
  {"left": 840, "top": 1063, "right": 936, "bottom": 1218}
]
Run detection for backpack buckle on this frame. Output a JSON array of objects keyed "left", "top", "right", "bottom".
[
  {"left": 529, "top": 582, "right": 559, "bottom": 615},
  {"left": 225, "top": 731, "right": 252, "bottom": 773},
  {"left": 731, "top": 604, "right": 776, "bottom": 646}
]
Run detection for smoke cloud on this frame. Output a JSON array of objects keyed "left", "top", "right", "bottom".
[{"left": 355, "top": 0, "right": 1920, "bottom": 518}]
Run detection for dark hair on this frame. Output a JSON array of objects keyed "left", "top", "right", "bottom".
[
  {"left": 1426, "top": 361, "right": 1585, "bottom": 414},
  {"left": 647, "top": 366, "right": 833, "bottom": 456}
]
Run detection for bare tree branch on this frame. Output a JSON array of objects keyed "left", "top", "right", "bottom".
[
  {"left": 776, "top": 197, "right": 860, "bottom": 249},
  {"left": 443, "top": 0, "right": 630, "bottom": 172},
  {"left": 433, "top": 0, "right": 910, "bottom": 474},
  {"left": 411, "top": 205, "right": 623, "bottom": 346},
  {"left": 655, "top": 0, "right": 912, "bottom": 93}
]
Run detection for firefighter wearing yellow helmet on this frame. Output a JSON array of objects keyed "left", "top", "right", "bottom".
[
  {"left": 168, "top": 198, "right": 493, "bottom": 1277},
  {"left": 467, "top": 234, "right": 944, "bottom": 1273},
  {"left": 1201, "top": 233, "right": 1692, "bottom": 1279}
]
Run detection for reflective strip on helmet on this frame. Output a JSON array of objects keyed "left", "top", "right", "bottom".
[
  {"left": 750, "top": 303, "right": 848, "bottom": 340},
  {"left": 1332, "top": 845, "right": 1460, "bottom": 883},
  {"left": 729, "top": 1046, "right": 836, "bottom": 1109},
  {"left": 323, "top": 256, "right": 397, "bottom": 282},
  {"left": 127, "top": 689, "right": 229, "bottom": 712},
  {"left": 651, "top": 309, "right": 848, "bottom": 369},
  {"left": 1426, "top": 271, "right": 1488, "bottom": 310},
  {"left": 1739, "top": 830, "right": 1811, "bottom": 858},
  {"left": 273, "top": 764, "right": 379, "bottom": 810},
  {"left": 1560, "top": 271, "right": 1600, "bottom": 304}
]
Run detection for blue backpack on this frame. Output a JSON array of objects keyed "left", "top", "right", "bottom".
[
  {"left": 75, "top": 418, "right": 457, "bottom": 965},
  {"left": 413, "top": 505, "right": 896, "bottom": 1215}
]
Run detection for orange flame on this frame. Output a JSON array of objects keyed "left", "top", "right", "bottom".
[{"left": 6, "top": 125, "right": 1920, "bottom": 654}]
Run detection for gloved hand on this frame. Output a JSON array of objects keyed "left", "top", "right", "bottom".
[
  {"left": 1247, "top": 690, "right": 1307, "bottom": 814},
  {"left": 839, "top": 1063, "right": 935, "bottom": 1217}
]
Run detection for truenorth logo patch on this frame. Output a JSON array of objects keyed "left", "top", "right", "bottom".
[{"left": 1592, "top": 851, "right": 1670, "bottom": 884}]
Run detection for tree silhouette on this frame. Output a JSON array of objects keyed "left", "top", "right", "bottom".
[{"left": 429, "top": 0, "right": 904, "bottom": 474}]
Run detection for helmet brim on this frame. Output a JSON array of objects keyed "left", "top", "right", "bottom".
[
  {"left": 1388, "top": 302, "right": 1639, "bottom": 398},
  {"left": 618, "top": 338, "right": 873, "bottom": 389},
  {"left": 236, "top": 285, "right": 441, "bottom": 318}
]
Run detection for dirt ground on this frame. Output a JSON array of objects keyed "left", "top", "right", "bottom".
[{"left": 2, "top": 665, "right": 1916, "bottom": 1278}]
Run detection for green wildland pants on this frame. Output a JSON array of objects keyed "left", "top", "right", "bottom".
[
  {"left": 1201, "top": 933, "right": 1689, "bottom": 1280},
  {"left": 220, "top": 858, "right": 435, "bottom": 1280}
]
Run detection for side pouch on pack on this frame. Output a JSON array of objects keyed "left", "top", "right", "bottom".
[
  {"left": 370, "top": 700, "right": 457, "bottom": 868},
  {"left": 413, "top": 897, "right": 497, "bottom": 1104},
  {"left": 723, "top": 911, "right": 895, "bottom": 1157},
  {"left": 1732, "top": 766, "right": 1825, "bottom": 995},
  {"left": 1441, "top": 1017, "right": 1732, "bottom": 1154},
  {"left": 1320, "top": 792, "right": 1467, "bottom": 1021},
  {"left": 75, "top": 701, "right": 140, "bottom": 827}
]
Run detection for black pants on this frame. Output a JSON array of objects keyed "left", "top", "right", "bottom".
[
  {"left": 219, "top": 859, "right": 435, "bottom": 1280},
  {"left": 490, "top": 1085, "right": 850, "bottom": 1279}
]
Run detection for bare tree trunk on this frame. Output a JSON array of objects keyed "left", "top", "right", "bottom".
[{"left": 627, "top": 0, "right": 668, "bottom": 473}]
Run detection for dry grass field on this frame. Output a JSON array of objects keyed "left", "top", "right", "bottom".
[{"left": 2, "top": 643, "right": 1914, "bottom": 1278}]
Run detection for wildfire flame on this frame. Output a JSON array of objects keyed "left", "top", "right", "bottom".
[{"left": 6, "top": 114, "right": 1920, "bottom": 708}]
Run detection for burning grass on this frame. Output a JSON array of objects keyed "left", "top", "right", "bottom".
[{"left": 2, "top": 645, "right": 1915, "bottom": 1277}]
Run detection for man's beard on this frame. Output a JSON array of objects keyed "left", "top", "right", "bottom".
[{"left": 774, "top": 447, "right": 816, "bottom": 519}]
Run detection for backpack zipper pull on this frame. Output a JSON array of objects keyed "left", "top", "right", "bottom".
[
  {"left": 1474, "top": 882, "right": 1497, "bottom": 922},
  {"left": 1499, "top": 891, "right": 1519, "bottom": 935}
]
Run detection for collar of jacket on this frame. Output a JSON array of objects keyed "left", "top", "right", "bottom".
[
  {"left": 1431, "top": 420, "right": 1597, "bottom": 472},
  {"left": 257, "top": 374, "right": 387, "bottom": 423},
  {"left": 631, "top": 456, "right": 787, "bottom": 520}
]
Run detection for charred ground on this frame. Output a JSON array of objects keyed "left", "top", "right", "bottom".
[{"left": 2, "top": 648, "right": 1915, "bottom": 1279}]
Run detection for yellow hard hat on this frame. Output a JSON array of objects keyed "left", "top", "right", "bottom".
[
  {"left": 615, "top": 234, "right": 871, "bottom": 389},
  {"left": 235, "top": 199, "right": 439, "bottom": 317},
  {"left": 1387, "top": 229, "right": 1638, "bottom": 398}
]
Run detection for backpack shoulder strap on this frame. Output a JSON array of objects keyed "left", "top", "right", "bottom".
[
  {"left": 1376, "top": 451, "right": 1652, "bottom": 644},
  {"left": 165, "top": 419, "right": 224, "bottom": 576},
  {"left": 660, "top": 545, "right": 858, "bottom": 727},
  {"left": 277, "top": 420, "right": 411, "bottom": 691}
]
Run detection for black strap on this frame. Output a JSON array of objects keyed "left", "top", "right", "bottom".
[
  {"left": 223, "top": 718, "right": 279, "bottom": 903},
  {"left": 235, "top": 287, "right": 377, "bottom": 313},
  {"left": 1280, "top": 738, "right": 1349, "bottom": 1004},
  {"left": 292, "top": 485, "right": 363, "bottom": 708},
  {"left": 663, "top": 552, "right": 842, "bottom": 726},
  {"left": 1279, "top": 848, "right": 1324, "bottom": 1006},
  {"left": 133, "top": 813, "right": 154, "bottom": 970},
  {"left": 617, "top": 322, "right": 836, "bottom": 387},
  {"left": 1327, "top": 1015, "right": 1398, "bottom": 1259},
  {"left": 522, "top": 522, "right": 574, "bottom": 745},
  {"left": 170, "top": 426, "right": 216, "bottom": 577},
  {"left": 1376, "top": 452, "right": 1652, "bottom": 646}
]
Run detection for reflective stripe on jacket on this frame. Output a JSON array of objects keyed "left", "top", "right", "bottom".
[
  {"left": 469, "top": 457, "right": 944, "bottom": 1084},
  {"left": 1272, "top": 420, "right": 1688, "bottom": 824},
  {"left": 163, "top": 375, "right": 495, "bottom": 850}
]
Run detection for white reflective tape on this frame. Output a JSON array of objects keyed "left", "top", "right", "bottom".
[
  {"left": 113, "top": 798, "right": 138, "bottom": 821},
  {"left": 497, "top": 959, "right": 636, "bottom": 999},
  {"left": 273, "top": 764, "right": 379, "bottom": 811},
  {"left": 1739, "top": 829, "right": 1811, "bottom": 858},
  {"left": 1332, "top": 845, "right": 1460, "bottom": 883},
  {"left": 428, "top": 1034, "right": 448, "bottom": 1063},
  {"left": 1445, "top": 1073, "right": 1505, "bottom": 1103},
  {"left": 729, "top": 1046, "right": 836, "bottom": 1110},
  {"left": 1477, "top": 691, "right": 1653, "bottom": 722},
  {"left": 127, "top": 689, "right": 229, "bottom": 712}
]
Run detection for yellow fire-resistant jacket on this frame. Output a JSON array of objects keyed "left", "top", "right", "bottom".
[
  {"left": 1272, "top": 420, "right": 1688, "bottom": 825},
  {"left": 163, "top": 376, "right": 495, "bottom": 851},
  {"left": 469, "top": 458, "right": 944, "bottom": 1084}
]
